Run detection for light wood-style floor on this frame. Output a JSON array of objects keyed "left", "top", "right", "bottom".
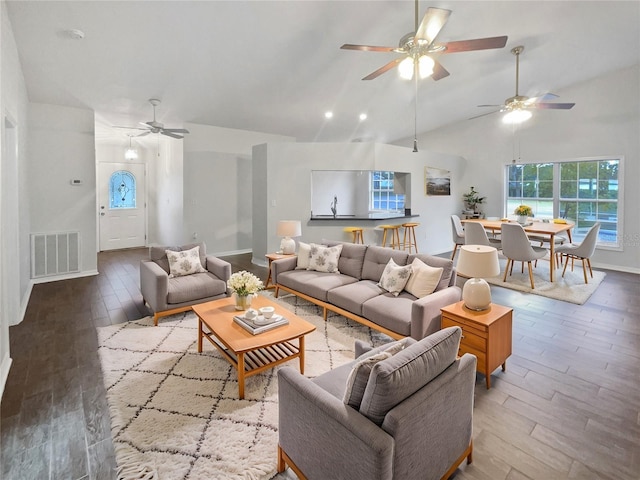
[{"left": 1, "top": 248, "right": 638, "bottom": 479}]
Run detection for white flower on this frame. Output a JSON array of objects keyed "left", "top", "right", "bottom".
[{"left": 227, "top": 271, "right": 264, "bottom": 296}]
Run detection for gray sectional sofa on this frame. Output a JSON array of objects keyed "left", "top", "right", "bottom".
[{"left": 272, "top": 241, "right": 462, "bottom": 340}]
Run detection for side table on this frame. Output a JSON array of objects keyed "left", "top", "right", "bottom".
[
  {"left": 265, "top": 253, "right": 296, "bottom": 289},
  {"left": 441, "top": 301, "right": 513, "bottom": 389}
]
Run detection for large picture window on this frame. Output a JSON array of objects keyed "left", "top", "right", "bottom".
[
  {"left": 506, "top": 157, "right": 622, "bottom": 248},
  {"left": 370, "top": 171, "right": 404, "bottom": 212}
]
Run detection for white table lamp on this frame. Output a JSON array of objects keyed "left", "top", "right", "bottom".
[
  {"left": 456, "top": 245, "right": 500, "bottom": 311},
  {"left": 277, "top": 220, "right": 302, "bottom": 254}
]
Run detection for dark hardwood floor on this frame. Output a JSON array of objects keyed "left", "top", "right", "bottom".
[{"left": 1, "top": 248, "right": 638, "bottom": 479}]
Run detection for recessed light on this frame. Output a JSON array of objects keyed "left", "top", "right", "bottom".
[
  {"left": 359, "top": 113, "right": 367, "bottom": 121},
  {"left": 324, "top": 111, "right": 333, "bottom": 119}
]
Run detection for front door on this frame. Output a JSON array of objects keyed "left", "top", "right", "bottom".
[{"left": 98, "top": 162, "right": 146, "bottom": 251}]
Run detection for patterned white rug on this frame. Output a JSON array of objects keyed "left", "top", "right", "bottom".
[
  {"left": 474, "top": 255, "right": 605, "bottom": 305},
  {"left": 97, "top": 292, "right": 391, "bottom": 480}
]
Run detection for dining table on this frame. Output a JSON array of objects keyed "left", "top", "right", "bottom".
[{"left": 460, "top": 218, "right": 574, "bottom": 282}]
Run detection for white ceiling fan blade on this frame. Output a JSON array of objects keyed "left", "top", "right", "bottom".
[
  {"left": 161, "top": 130, "right": 184, "bottom": 139},
  {"left": 162, "top": 128, "right": 190, "bottom": 134},
  {"left": 136, "top": 131, "right": 151, "bottom": 137}
]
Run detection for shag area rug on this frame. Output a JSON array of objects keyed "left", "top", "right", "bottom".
[
  {"left": 469, "top": 254, "right": 606, "bottom": 305},
  {"left": 97, "top": 292, "right": 391, "bottom": 480}
]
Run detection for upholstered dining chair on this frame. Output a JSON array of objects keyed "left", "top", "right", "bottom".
[
  {"left": 501, "top": 223, "right": 547, "bottom": 289},
  {"left": 450, "top": 215, "right": 465, "bottom": 260},
  {"left": 555, "top": 223, "right": 601, "bottom": 284},
  {"left": 464, "top": 221, "right": 502, "bottom": 250}
]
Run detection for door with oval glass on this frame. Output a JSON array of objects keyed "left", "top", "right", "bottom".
[{"left": 98, "top": 162, "right": 146, "bottom": 251}]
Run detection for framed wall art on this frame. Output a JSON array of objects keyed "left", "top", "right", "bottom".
[{"left": 425, "top": 167, "right": 451, "bottom": 196}]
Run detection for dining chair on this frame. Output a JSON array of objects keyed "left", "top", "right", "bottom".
[
  {"left": 555, "top": 223, "right": 601, "bottom": 284},
  {"left": 464, "top": 221, "right": 502, "bottom": 250},
  {"left": 450, "top": 215, "right": 465, "bottom": 260},
  {"left": 501, "top": 223, "right": 547, "bottom": 289}
]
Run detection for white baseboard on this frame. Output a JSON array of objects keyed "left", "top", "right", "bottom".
[
  {"left": 31, "top": 269, "right": 99, "bottom": 285},
  {"left": 215, "top": 248, "right": 253, "bottom": 258},
  {"left": 13, "top": 280, "right": 34, "bottom": 326},
  {"left": 592, "top": 262, "right": 640, "bottom": 275},
  {"left": 0, "top": 353, "right": 12, "bottom": 402}
]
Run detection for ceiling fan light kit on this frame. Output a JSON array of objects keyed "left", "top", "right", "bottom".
[
  {"left": 476, "top": 45, "right": 576, "bottom": 123},
  {"left": 341, "top": 1, "right": 507, "bottom": 151},
  {"left": 124, "top": 135, "right": 138, "bottom": 160}
]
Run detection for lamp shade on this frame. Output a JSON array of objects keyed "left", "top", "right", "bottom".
[
  {"left": 277, "top": 220, "right": 302, "bottom": 254},
  {"left": 276, "top": 220, "right": 302, "bottom": 238},
  {"left": 456, "top": 245, "right": 500, "bottom": 311}
]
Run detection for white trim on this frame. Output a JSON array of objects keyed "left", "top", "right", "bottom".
[
  {"left": 592, "top": 262, "right": 640, "bottom": 275},
  {"left": 13, "top": 280, "right": 35, "bottom": 326},
  {"left": 31, "top": 269, "right": 99, "bottom": 285},
  {"left": 0, "top": 353, "right": 13, "bottom": 402},
  {"left": 215, "top": 248, "right": 252, "bottom": 258}
]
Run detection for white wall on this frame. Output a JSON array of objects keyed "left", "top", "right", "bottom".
[
  {"left": 28, "top": 103, "right": 97, "bottom": 275},
  {"left": 182, "top": 122, "right": 294, "bottom": 255},
  {"left": 400, "top": 65, "right": 640, "bottom": 272},
  {"left": 251, "top": 142, "right": 465, "bottom": 264}
]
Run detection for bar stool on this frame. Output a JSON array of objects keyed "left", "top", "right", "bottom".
[
  {"left": 379, "top": 225, "right": 402, "bottom": 250},
  {"left": 343, "top": 226, "right": 364, "bottom": 244},
  {"left": 402, "top": 222, "right": 419, "bottom": 253}
]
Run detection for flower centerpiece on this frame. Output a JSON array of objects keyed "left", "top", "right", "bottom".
[
  {"left": 513, "top": 205, "right": 533, "bottom": 225},
  {"left": 227, "top": 271, "right": 264, "bottom": 310}
]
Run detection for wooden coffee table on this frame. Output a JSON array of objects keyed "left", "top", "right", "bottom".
[{"left": 192, "top": 295, "right": 316, "bottom": 399}]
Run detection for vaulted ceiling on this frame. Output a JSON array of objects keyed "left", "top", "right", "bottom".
[{"left": 6, "top": 1, "right": 640, "bottom": 147}]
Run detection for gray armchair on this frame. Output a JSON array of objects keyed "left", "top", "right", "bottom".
[
  {"left": 277, "top": 327, "right": 477, "bottom": 480},
  {"left": 140, "top": 242, "right": 231, "bottom": 325}
]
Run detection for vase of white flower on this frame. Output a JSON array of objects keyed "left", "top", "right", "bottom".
[{"left": 227, "top": 271, "right": 264, "bottom": 311}]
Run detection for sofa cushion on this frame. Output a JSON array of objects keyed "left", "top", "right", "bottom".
[
  {"left": 167, "top": 272, "right": 227, "bottom": 304},
  {"left": 327, "top": 280, "right": 385, "bottom": 317},
  {"left": 296, "top": 242, "right": 324, "bottom": 270},
  {"left": 323, "top": 240, "right": 368, "bottom": 279},
  {"left": 409, "top": 253, "right": 454, "bottom": 292},
  {"left": 308, "top": 244, "right": 342, "bottom": 273},
  {"left": 361, "top": 245, "right": 409, "bottom": 282},
  {"left": 359, "top": 327, "right": 462, "bottom": 425},
  {"left": 151, "top": 242, "right": 207, "bottom": 274},
  {"left": 378, "top": 258, "right": 412, "bottom": 296},
  {"left": 343, "top": 351, "right": 392, "bottom": 410},
  {"left": 404, "top": 257, "right": 443, "bottom": 298},
  {"left": 278, "top": 270, "right": 358, "bottom": 302},
  {"left": 166, "top": 245, "right": 207, "bottom": 278},
  {"left": 361, "top": 292, "right": 414, "bottom": 337}
]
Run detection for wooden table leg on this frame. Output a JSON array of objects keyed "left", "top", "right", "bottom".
[
  {"left": 298, "top": 336, "right": 305, "bottom": 374},
  {"left": 238, "top": 352, "right": 245, "bottom": 399},
  {"left": 486, "top": 373, "right": 491, "bottom": 389},
  {"left": 502, "top": 361, "right": 507, "bottom": 372},
  {"left": 549, "top": 233, "right": 556, "bottom": 282},
  {"left": 198, "top": 318, "right": 203, "bottom": 352}
]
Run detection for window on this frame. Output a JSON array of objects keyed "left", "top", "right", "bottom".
[
  {"left": 506, "top": 157, "right": 622, "bottom": 248},
  {"left": 109, "top": 170, "right": 137, "bottom": 209},
  {"left": 370, "top": 171, "right": 404, "bottom": 212}
]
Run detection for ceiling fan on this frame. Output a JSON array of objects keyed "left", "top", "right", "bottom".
[
  {"left": 340, "top": 1, "right": 508, "bottom": 81},
  {"left": 114, "top": 99, "right": 190, "bottom": 139},
  {"left": 476, "top": 45, "right": 576, "bottom": 123}
]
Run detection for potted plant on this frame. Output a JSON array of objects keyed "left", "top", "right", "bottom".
[
  {"left": 462, "top": 187, "right": 486, "bottom": 214},
  {"left": 227, "top": 271, "right": 264, "bottom": 310},
  {"left": 513, "top": 205, "right": 533, "bottom": 225}
]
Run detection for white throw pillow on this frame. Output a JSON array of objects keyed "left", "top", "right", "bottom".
[
  {"left": 404, "top": 258, "right": 444, "bottom": 298},
  {"left": 343, "top": 351, "right": 391, "bottom": 409},
  {"left": 307, "top": 244, "right": 342, "bottom": 273},
  {"left": 165, "top": 246, "right": 207, "bottom": 278},
  {"left": 377, "top": 258, "right": 412, "bottom": 296},
  {"left": 296, "top": 242, "right": 314, "bottom": 270}
]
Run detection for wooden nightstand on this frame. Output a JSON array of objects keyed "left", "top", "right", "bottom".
[
  {"left": 264, "top": 253, "right": 296, "bottom": 289},
  {"left": 441, "top": 301, "right": 513, "bottom": 389}
]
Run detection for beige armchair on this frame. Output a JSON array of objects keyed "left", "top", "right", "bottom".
[{"left": 140, "top": 242, "right": 231, "bottom": 325}]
